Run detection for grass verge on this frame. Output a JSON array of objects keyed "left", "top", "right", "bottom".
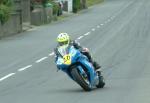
[{"left": 87, "top": 0, "right": 104, "bottom": 6}]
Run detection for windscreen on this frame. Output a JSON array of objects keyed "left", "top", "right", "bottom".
[{"left": 57, "top": 45, "right": 69, "bottom": 57}]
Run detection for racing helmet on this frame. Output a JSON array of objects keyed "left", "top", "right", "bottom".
[{"left": 57, "top": 33, "right": 70, "bottom": 46}]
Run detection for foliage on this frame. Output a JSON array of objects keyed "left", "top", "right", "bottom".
[
  {"left": 41, "top": 0, "right": 49, "bottom": 6},
  {"left": 73, "top": 0, "right": 80, "bottom": 13},
  {"left": 42, "top": 0, "right": 59, "bottom": 15},
  {"left": 87, "top": 0, "right": 104, "bottom": 6},
  {"left": 50, "top": 1, "right": 59, "bottom": 15},
  {"left": 2, "top": 0, "right": 12, "bottom": 6},
  {"left": 0, "top": 0, "right": 12, "bottom": 24},
  {"left": 0, "top": 4, "right": 11, "bottom": 24}
]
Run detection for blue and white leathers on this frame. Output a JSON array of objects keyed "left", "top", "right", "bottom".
[{"left": 56, "top": 45, "right": 98, "bottom": 87}]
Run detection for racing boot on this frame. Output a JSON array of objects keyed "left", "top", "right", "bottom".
[
  {"left": 93, "top": 61, "right": 101, "bottom": 72},
  {"left": 82, "top": 51, "right": 101, "bottom": 72}
]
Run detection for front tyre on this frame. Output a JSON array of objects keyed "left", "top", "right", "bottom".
[{"left": 71, "top": 67, "right": 92, "bottom": 91}]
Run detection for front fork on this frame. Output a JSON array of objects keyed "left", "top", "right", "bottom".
[{"left": 79, "top": 61, "right": 99, "bottom": 87}]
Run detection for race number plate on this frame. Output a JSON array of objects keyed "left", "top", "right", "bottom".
[{"left": 63, "top": 54, "right": 71, "bottom": 65}]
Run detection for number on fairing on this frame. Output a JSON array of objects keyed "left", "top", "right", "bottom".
[{"left": 63, "top": 55, "right": 71, "bottom": 65}]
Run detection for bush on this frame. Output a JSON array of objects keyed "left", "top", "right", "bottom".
[
  {"left": 87, "top": 0, "right": 104, "bottom": 6},
  {"left": 51, "top": 2, "right": 59, "bottom": 15},
  {"left": 2, "top": 0, "right": 12, "bottom": 6},
  {"left": 73, "top": 0, "right": 80, "bottom": 13},
  {"left": 42, "top": 0, "right": 59, "bottom": 15},
  {"left": 0, "top": 0, "right": 12, "bottom": 24},
  {"left": 0, "top": 4, "right": 11, "bottom": 24},
  {"left": 42, "top": 0, "right": 49, "bottom": 6}
]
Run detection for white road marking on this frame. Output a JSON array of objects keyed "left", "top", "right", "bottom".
[
  {"left": 49, "top": 52, "right": 54, "bottom": 56},
  {"left": 97, "top": 25, "right": 100, "bottom": 28},
  {"left": 107, "top": 19, "right": 111, "bottom": 22},
  {"left": 0, "top": 73, "right": 16, "bottom": 82},
  {"left": 27, "top": 28, "right": 37, "bottom": 32},
  {"left": 36, "top": 57, "right": 48, "bottom": 63},
  {"left": 84, "top": 32, "right": 91, "bottom": 36},
  {"left": 100, "top": 24, "right": 104, "bottom": 26},
  {"left": 92, "top": 28, "right": 95, "bottom": 31},
  {"left": 18, "top": 65, "right": 32, "bottom": 72},
  {"left": 113, "top": 16, "right": 116, "bottom": 18},
  {"left": 77, "top": 36, "right": 84, "bottom": 40},
  {"left": 111, "top": 17, "right": 114, "bottom": 20}
]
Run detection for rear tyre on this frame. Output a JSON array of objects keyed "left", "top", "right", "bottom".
[{"left": 71, "top": 67, "right": 92, "bottom": 91}]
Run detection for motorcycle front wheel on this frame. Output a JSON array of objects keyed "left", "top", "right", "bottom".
[{"left": 71, "top": 67, "right": 92, "bottom": 91}]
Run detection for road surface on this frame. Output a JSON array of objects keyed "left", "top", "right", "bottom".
[{"left": 0, "top": 0, "right": 150, "bottom": 103}]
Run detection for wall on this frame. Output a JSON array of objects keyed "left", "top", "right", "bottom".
[
  {"left": 0, "top": 12, "right": 22, "bottom": 38},
  {"left": 22, "top": 0, "right": 31, "bottom": 23}
]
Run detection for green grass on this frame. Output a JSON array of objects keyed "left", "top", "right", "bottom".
[{"left": 87, "top": 0, "right": 104, "bottom": 6}]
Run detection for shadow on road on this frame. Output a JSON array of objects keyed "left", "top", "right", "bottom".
[
  {"left": 48, "top": 86, "right": 109, "bottom": 94},
  {"left": 49, "top": 88, "right": 85, "bottom": 94}
]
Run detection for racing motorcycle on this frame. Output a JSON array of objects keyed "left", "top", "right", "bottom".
[{"left": 55, "top": 45, "right": 105, "bottom": 91}]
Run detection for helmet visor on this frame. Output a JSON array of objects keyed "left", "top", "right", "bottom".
[{"left": 59, "top": 41, "right": 69, "bottom": 46}]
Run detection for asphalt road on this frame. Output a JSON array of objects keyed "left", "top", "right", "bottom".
[{"left": 0, "top": 0, "right": 150, "bottom": 103}]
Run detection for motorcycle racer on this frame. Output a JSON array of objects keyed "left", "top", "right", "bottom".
[{"left": 54, "top": 33, "right": 101, "bottom": 73}]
